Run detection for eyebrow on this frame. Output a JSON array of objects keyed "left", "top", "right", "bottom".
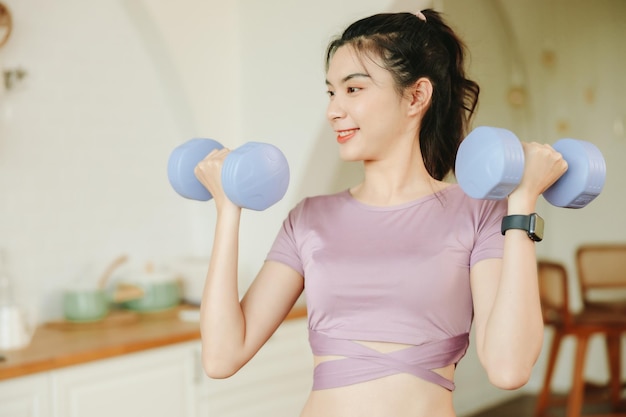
[{"left": 325, "top": 72, "right": 371, "bottom": 87}]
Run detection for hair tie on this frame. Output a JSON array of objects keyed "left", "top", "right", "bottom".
[{"left": 415, "top": 10, "right": 427, "bottom": 22}]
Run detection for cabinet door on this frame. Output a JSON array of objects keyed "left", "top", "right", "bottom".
[
  {"left": 0, "top": 373, "right": 51, "bottom": 417},
  {"left": 196, "top": 318, "right": 313, "bottom": 417},
  {"left": 52, "top": 343, "right": 196, "bottom": 417}
]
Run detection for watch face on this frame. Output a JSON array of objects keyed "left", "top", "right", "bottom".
[{"left": 529, "top": 214, "right": 544, "bottom": 242}]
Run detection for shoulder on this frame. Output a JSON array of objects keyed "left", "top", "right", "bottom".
[
  {"left": 291, "top": 190, "right": 350, "bottom": 214},
  {"left": 440, "top": 184, "right": 508, "bottom": 221},
  {"left": 280, "top": 190, "right": 351, "bottom": 230}
]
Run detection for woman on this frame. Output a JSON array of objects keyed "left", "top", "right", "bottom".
[{"left": 194, "top": 9, "right": 567, "bottom": 417}]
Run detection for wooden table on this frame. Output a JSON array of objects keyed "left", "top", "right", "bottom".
[{"left": 0, "top": 304, "right": 307, "bottom": 381}]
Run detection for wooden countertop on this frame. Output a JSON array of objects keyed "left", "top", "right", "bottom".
[{"left": 0, "top": 304, "right": 307, "bottom": 382}]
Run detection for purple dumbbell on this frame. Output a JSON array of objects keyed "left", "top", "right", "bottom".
[
  {"left": 455, "top": 126, "right": 606, "bottom": 209},
  {"left": 167, "top": 138, "right": 290, "bottom": 211}
]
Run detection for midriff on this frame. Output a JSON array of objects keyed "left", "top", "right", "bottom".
[{"left": 300, "top": 340, "right": 457, "bottom": 417}]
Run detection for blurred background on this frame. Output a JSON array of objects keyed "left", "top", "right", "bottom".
[{"left": 0, "top": 0, "right": 624, "bottom": 414}]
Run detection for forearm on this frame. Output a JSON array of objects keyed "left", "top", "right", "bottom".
[
  {"left": 481, "top": 195, "right": 544, "bottom": 387},
  {"left": 485, "top": 235, "right": 543, "bottom": 371},
  {"left": 200, "top": 204, "right": 246, "bottom": 375}
]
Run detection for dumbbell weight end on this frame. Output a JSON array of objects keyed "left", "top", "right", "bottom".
[
  {"left": 221, "top": 142, "right": 290, "bottom": 211},
  {"left": 168, "top": 138, "right": 223, "bottom": 201},
  {"left": 455, "top": 126, "right": 525, "bottom": 200},
  {"left": 542, "top": 138, "right": 606, "bottom": 209}
]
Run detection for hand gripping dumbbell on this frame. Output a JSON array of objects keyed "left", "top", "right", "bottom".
[
  {"left": 167, "top": 138, "right": 290, "bottom": 211},
  {"left": 455, "top": 126, "right": 606, "bottom": 208}
]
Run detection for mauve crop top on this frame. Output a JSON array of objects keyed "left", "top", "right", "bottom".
[{"left": 265, "top": 184, "right": 507, "bottom": 391}]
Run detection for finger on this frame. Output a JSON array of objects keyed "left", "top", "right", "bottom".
[{"left": 205, "top": 147, "right": 231, "bottom": 160}]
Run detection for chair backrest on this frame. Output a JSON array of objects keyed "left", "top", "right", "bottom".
[
  {"left": 576, "top": 244, "right": 626, "bottom": 307},
  {"left": 537, "top": 260, "right": 571, "bottom": 327}
]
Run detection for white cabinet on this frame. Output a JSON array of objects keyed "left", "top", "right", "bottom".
[
  {"left": 0, "top": 318, "right": 312, "bottom": 417},
  {"left": 196, "top": 318, "right": 313, "bottom": 417},
  {"left": 52, "top": 343, "right": 196, "bottom": 417},
  {"left": 0, "top": 373, "right": 51, "bottom": 417}
]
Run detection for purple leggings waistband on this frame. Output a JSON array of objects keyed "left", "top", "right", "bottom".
[{"left": 309, "top": 330, "right": 469, "bottom": 391}]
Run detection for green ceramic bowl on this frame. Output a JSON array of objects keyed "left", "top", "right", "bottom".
[
  {"left": 121, "top": 280, "right": 181, "bottom": 312},
  {"left": 63, "top": 289, "right": 110, "bottom": 322}
]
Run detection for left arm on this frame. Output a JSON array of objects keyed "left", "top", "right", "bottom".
[
  {"left": 470, "top": 236, "right": 542, "bottom": 390},
  {"left": 470, "top": 142, "right": 568, "bottom": 389}
]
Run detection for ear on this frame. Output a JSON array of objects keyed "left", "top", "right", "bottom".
[{"left": 406, "top": 77, "right": 433, "bottom": 117}]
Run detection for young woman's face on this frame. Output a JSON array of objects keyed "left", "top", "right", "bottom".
[{"left": 325, "top": 45, "right": 414, "bottom": 162}]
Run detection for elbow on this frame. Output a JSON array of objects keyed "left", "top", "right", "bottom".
[
  {"left": 201, "top": 352, "right": 243, "bottom": 379},
  {"left": 481, "top": 332, "right": 543, "bottom": 390},
  {"left": 485, "top": 364, "right": 532, "bottom": 390},
  {"left": 203, "top": 362, "right": 237, "bottom": 380},
  {"left": 481, "top": 347, "right": 541, "bottom": 390}
]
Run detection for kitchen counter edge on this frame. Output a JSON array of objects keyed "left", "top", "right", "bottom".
[{"left": 0, "top": 304, "right": 307, "bottom": 381}]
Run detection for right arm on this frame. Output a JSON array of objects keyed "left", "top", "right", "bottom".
[{"left": 194, "top": 149, "right": 304, "bottom": 378}]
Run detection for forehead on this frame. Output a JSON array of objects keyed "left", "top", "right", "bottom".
[{"left": 326, "top": 45, "right": 389, "bottom": 85}]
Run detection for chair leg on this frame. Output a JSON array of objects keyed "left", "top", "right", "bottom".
[
  {"left": 534, "top": 330, "right": 564, "bottom": 417},
  {"left": 606, "top": 332, "right": 622, "bottom": 409},
  {"left": 567, "top": 334, "right": 590, "bottom": 417}
]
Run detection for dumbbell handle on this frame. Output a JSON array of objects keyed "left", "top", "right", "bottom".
[
  {"left": 455, "top": 126, "right": 606, "bottom": 208},
  {"left": 168, "top": 138, "right": 290, "bottom": 211}
]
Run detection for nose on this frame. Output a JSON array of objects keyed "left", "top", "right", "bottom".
[{"left": 326, "top": 98, "right": 345, "bottom": 122}]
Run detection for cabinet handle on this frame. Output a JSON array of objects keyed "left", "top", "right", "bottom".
[{"left": 193, "top": 349, "right": 203, "bottom": 384}]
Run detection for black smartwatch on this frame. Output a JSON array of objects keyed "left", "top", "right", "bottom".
[{"left": 501, "top": 213, "right": 544, "bottom": 242}]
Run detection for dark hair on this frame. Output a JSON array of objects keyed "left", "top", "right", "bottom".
[{"left": 325, "top": 10, "right": 479, "bottom": 180}]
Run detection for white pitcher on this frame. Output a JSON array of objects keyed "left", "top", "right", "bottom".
[
  {"left": 0, "top": 250, "right": 34, "bottom": 351},
  {"left": 0, "top": 304, "right": 33, "bottom": 350}
]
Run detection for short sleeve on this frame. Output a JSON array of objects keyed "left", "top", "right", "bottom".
[
  {"left": 469, "top": 199, "right": 507, "bottom": 267},
  {"left": 265, "top": 201, "right": 305, "bottom": 276}
]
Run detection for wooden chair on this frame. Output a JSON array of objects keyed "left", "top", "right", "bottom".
[
  {"left": 534, "top": 259, "right": 626, "bottom": 417},
  {"left": 577, "top": 244, "right": 626, "bottom": 314}
]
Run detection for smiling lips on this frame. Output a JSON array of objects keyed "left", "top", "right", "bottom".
[{"left": 336, "top": 128, "right": 359, "bottom": 144}]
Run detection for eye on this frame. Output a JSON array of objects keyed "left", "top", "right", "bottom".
[
  {"left": 347, "top": 86, "right": 361, "bottom": 94},
  {"left": 326, "top": 90, "right": 335, "bottom": 98}
]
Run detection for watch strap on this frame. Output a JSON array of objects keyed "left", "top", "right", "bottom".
[
  {"left": 501, "top": 215, "right": 530, "bottom": 236},
  {"left": 501, "top": 213, "right": 543, "bottom": 242}
]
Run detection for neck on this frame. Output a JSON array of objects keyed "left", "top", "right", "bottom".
[{"left": 350, "top": 158, "right": 446, "bottom": 206}]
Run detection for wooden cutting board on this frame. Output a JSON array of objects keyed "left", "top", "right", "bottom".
[{"left": 44, "top": 310, "right": 140, "bottom": 331}]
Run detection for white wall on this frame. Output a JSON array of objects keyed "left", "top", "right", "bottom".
[
  {"left": 0, "top": 0, "right": 184, "bottom": 312},
  {"left": 461, "top": 0, "right": 626, "bottom": 397},
  {"left": 444, "top": 0, "right": 626, "bottom": 406},
  {"left": 1, "top": 0, "right": 625, "bottom": 415}
]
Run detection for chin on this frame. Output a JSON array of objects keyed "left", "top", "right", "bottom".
[
  {"left": 338, "top": 147, "right": 365, "bottom": 162},
  {"left": 338, "top": 154, "right": 363, "bottom": 163}
]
